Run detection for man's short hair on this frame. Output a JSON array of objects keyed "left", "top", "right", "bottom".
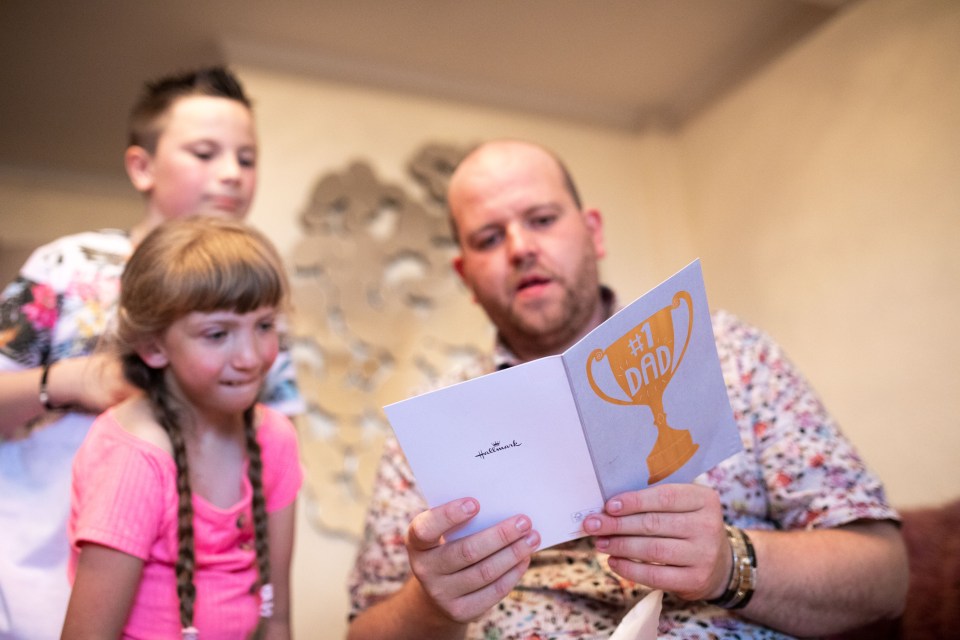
[{"left": 448, "top": 143, "right": 583, "bottom": 245}]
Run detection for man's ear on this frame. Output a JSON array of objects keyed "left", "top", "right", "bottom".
[
  {"left": 135, "top": 338, "right": 169, "bottom": 369},
  {"left": 451, "top": 254, "right": 478, "bottom": 304},
  {"left": 583, "top": 208, "right": 606, "bottom": 260},
  {"left": 124, "top": 146, "right": 155, "bottom": 194}
]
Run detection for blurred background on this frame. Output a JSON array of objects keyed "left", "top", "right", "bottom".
[{"left": 2, "top": 0, "right": 958, "bottom": 636}]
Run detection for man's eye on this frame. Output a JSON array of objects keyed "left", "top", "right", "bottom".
[
  {"left": 473, "top": 231, "right": 503, "bottom": 251},
  {"left": 529, "top": 214, "right": 557, "bottom": 229}
]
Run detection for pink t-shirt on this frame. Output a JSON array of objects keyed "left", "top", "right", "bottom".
[{"left": 68, "top": 405, "right": 302, "bottom": 639}]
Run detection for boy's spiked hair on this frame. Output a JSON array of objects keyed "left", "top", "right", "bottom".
[{"left": 127, "top": 66, "right": 252, "bottom": 153}]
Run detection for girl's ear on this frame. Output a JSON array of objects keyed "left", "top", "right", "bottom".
[{"left": 135, "top": 339, "right": 169, "bottom": 369}]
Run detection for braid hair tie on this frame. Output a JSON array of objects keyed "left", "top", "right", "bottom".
[
  {"left": 181, "top": 626, "right": 199, "bottom": 639},
  {"left": 259, "top": 583, "right": 274, "bottom": 618}
]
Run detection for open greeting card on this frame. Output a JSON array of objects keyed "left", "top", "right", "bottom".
[{"left": 384, "top": 260, "right": 742, "bottom": 549}]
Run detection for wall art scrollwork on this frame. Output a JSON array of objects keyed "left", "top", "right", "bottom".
[{"left": 289, "top": 143, "right": 489, "bottom": 539}]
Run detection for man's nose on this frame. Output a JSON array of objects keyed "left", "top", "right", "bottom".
[{"left": 506, "top": 225, "right": 537, "bottom": 266}]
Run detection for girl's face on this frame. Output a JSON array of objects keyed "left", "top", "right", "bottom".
[
  {"left": 133, "top": 95, "right": 258, "bottom": 224},
  {"left": 141, "top": 306, "right": 279, "bottom": 422}
]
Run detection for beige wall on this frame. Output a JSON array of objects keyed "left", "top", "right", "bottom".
[
  {"left": 677, "top": 0, "right": 960, "bottom": 510},
  {"left": 1, "top": 0, "right": 956, "bottom": 636}
]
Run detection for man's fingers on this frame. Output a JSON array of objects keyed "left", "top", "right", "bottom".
[
  {"left": 406, "top": 498, "right": 479, "bottom": 552},
  {"left": 606, "top": 484, "right": 715, "bottom": 516},
  {"left": 438, "top": 514, "right": 534, "bottom": 568},
  {"left": 431, "top": 554, "right": 535, "bottom": 623}
]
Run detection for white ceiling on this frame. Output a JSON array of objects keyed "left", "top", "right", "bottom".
[{"left": 0, "top": 0, "right": 853, "bottom": 182}]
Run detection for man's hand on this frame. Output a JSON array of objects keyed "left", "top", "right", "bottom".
[
  {"left": 406, "top": 497, "right": 541, "bottom": 623},
  {"left": 583, "top": 483, "right": 730, "bottom": 602}
]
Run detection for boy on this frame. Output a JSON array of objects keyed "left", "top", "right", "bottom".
[{"left": 0, "top": 67, "right": 301, "bottom": 638}]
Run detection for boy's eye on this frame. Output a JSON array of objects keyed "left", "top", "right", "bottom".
[
  {"left": 257, "top": 319, "right": 276, "bottom": 332},
  {"left": 238, "top": 151, "right": 257, "bottom": 168},
  {"left": 203, "top": 329, "right": 227, "bottom": 341}
]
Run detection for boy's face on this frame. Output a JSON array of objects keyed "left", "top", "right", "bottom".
[{"left": 128, "top": 95, "right": 257, "bottom": 222}]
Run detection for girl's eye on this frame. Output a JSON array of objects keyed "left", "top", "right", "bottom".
[
  {"left": 239, "top": 152, "right": 257, "bottom": 168},
  {"left": 204, "top": 330, "right": 227, "bottom": 341}
]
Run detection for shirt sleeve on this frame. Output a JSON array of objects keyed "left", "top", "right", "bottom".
[
  {"left": 346, "top": 436, "right": 427, "bottom": 618},
  {"left": 0, "top": 244, "right": 61, "bottom": 369},
  {"left": 259, "top": 315, "right": 305, "bottom": 417},
  {"left": 70, "top": 414, "right": 169, "bottom": 562},
  {"left": 258, "top": 406, "right": 304, "bottom": 513},
  {"left": 713, "top": 311, "right": 898, "bottom": 531}
]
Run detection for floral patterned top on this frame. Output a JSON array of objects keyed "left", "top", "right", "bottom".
[
  {"left": 347, "top": 300, "right": 897, "bottom": 639},
  {"left": 0, "top": 230, "right": 303, "bottom": 639}
]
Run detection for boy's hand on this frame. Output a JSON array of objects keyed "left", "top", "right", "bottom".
[{"left": 48, "top": 353, "right": 138, "bottom": 412}]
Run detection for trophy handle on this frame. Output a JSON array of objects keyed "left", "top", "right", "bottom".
[
  {"left": 671, "top": 290, "right": 694, "bottom": 375},
  {"left": 586, "top": 349, "right": 634, "bottom": 406}
]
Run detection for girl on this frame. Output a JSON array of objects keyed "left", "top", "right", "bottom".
[
  {"left": 0, "top": 66, "right": 301, "bottom": 638},
  {"left": 62, "top": 217, "right": 302, "bottom": 639}
]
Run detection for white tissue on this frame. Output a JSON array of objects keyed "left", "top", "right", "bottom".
[{"left": 607, "top": 589, "right": 663, "bottom": 640}]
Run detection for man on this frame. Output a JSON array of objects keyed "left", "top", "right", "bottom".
[{"left": 347, "top": 139, "right": 907, "bottom": 639}]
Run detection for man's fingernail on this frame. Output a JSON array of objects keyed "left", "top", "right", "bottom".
[
  {"left": 595, "top": 537, "right": 610, "bottom": 550},
  {"left": 462, "top": 500, "right": 477, "bottom": 515},
  {"left": 515, "top": 516, "right": 530, "bottom": 531},
  {"left": 584, "top": 517, "right": 600, "bottom": 532},
  {"left": 526, "top": 532, "right": 540, "bottom": 547},
  {"left": 608, "top": 499, "right": 623, "bottom": 513}
]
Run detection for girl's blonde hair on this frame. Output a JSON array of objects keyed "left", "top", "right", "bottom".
[{"left": 118, "top": 216, "right": 287, "bottom": 630}]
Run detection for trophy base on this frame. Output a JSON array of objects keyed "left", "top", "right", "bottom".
[{"left": 646, "top": 426, "right": 699, "bottom": 484}]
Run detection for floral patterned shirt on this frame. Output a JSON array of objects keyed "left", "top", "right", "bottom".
[
  {"left": 0, "top": 230, "right": 303, "bottom": 638},
  {"left": 347, "top": 299, "right": 897, "bottom": 639}
]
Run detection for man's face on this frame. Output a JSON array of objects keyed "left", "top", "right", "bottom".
[
  {"left": 130, "top": 95, "right": 258, "bottom": 223},
  {"left": 450, "top": 143, "right": 606, "bottom": 359}
]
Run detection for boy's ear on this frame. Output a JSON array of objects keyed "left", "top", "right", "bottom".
[
  {"left": 124, "top": 146, "right": 156, "bottom": 194},
  {"left": 135, "top": 338, "right": 169, "bottom": 369}
]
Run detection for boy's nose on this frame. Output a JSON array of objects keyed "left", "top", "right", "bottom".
[{"left": 218, "top": 155, "right": 243, "bottom": 183}]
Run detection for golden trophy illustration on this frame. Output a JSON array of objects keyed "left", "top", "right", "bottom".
[{"left": 586, "top": 290, "right": 698, "bottom": 483}]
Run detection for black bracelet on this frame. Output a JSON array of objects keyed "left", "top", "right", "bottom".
[
  {"left": 706, "top": 525, "right": 757, "bottom": 610},
  {"left": 39, "top": 361, "right": 59, "bottom": 411}
]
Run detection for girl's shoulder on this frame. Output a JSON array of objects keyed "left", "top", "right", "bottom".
[
  {"left": 255, "top": 404, "right": 297, "bottom": 437},
  {"left": 253, "top": 404, "right": 300, "bottom": 460},
  {"left": 108, "top": 394, "right": 173, "bottom": 456}
]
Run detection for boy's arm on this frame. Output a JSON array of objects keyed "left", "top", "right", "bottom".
[
  {"left": 0, "top": 354, "right": 136, "bottom": 435},
  {"left": 264, "top": 500, "right": 296, "bottom": 640},
  {"left": 0, "top": 367, "right": 47, "bottom": 436},
  {"left": 61, "top": 543, "right": 144, "bottom": 638}
]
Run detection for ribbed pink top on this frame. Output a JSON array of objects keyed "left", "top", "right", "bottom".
[{"left": 68, "top": 405, "right": 302, "bottom": 638}]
